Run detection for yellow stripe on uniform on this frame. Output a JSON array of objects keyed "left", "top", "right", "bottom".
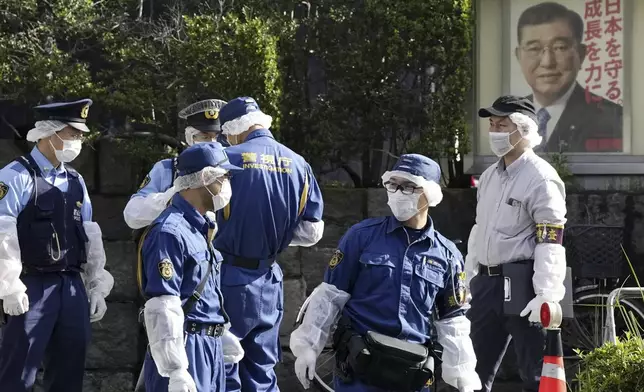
[
  {"left": 223, "top": 203, "right": 231, "bottom": 221},
  {"left": 298, "top": 173, "right": 309, "bottom": 216},
  {"left": 136, "top": 226, "right": 155, "bottom": 299}
]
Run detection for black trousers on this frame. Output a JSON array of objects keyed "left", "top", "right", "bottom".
[{"left": 467, "top": 274, "right": 546, "bottom": 392}]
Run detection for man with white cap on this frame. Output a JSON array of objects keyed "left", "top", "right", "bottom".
[
  {"left": 138, "top": 142, "right": 243, "bottom": 392},
  {"left": 123, "top": 98, "right": 228, "bottom": 230},
  {"left": 216, "top": 96, "right": 325, "bottom": 392},
  {"left": 290, "top": 154, "right": 481, "bottom": 392},
  {"left": 466, "top": 95, "right": 567, "bottom": 392},
  {"left": 0, "top": 99, "right": 114, "bottom": 391}
]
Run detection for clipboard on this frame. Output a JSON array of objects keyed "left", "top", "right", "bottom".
[{"left": 502, "top": 262, "right": 574, "bottom": 319}]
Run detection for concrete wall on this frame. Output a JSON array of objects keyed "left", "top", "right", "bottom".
[{"left": 2, "top": 138, "right": 642, "bottom": 391}]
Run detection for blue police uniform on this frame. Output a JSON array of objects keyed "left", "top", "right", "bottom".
[
  {"left": 140, "top": 143, "right": 241, "bottom": 392},
  {"left": 325, "top": 217, "right": 466, "bottom": 392},
  {"left": 0, "top": 101, "right": 96, "bottom": 392},
  {"left": 215, "top": 99, "right": 324, "bottom": 392},
  {"left": 125, "top": 101, "right": 227, "bottom": 230},
  {"left": 136, "top": 158, "right": 177, "bottom": 196}
]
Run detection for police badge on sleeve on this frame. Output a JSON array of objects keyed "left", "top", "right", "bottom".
[
  {"left": 328, "top": 250, "right": 344, "bottom": 270},
  {"left": 0, "top": 182, "right": 8, "bottom": 200},
  {"left": 158, "top": 259, "right": 174, "bottom": 280}
]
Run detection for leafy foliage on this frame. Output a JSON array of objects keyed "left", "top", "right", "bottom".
[
  {"left": 576, "top": 334, "right": 644, "bottom": 391},
  {"left": 0, "top": 0, "right": 474, "bottom": 185}
]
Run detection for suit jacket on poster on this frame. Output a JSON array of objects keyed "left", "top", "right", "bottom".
[{"left": 528, "top": 83, "right": 623, "bottom": 153}]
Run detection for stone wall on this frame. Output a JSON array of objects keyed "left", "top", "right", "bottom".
[{"left": 2, "top": 138, "right": 644, "bottom": 391}]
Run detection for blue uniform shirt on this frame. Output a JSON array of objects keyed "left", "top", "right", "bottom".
[
  {"left": 324, "top": 216, "right": 467, "bottom": 345},
  {"left": 142, "top": 194, "right": 227, "bottom": 325},
  {"left": 132, "top": 158, "right": 176, "bottom": 198},
  {"left": 0, "top": 146, "right": 92, "bottom": 220},
  {"left": 214, "top": 129, "right": 324, "bottom": 259}
]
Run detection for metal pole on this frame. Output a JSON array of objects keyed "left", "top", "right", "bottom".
[{"left": 603, "top": 287, "right": 644, "bottom": 345}]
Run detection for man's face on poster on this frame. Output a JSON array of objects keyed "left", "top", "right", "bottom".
[{"left": 516, "top": 18, "right": 586, "bottom": 104}]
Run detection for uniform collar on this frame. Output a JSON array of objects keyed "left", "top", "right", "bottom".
[
  {"left": 31, "top": 146, "right": 65, "bottom": 174},
  {"left": 245, "top": 128, "right": 274, "bottom": 141},
  {"left": 495, "top": 149, "right": 534, "bottom": 178},
  {"left": 171, "top": 194, "right": 211, "bottom": 236},
  {"left": 385, "top": 215, "right": 435, "bottom": 244}
]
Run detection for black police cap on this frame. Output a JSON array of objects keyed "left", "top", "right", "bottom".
[
  {"left": 186, "top": 109, "right": 221, "bottom": 133},
  {"left": 33, "top": 98, "right": 93, "bottom": 132},
  {"left": 478, "top": 95, "right": 537, "bottom": 124}
]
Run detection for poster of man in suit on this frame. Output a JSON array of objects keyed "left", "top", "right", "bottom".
[{"left": 510, "top": 0, "right": 625, "bottom": 153}]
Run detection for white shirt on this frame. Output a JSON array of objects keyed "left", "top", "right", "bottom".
[
  {"left": 532, "top": 82, "right": 576, "bottom": 141},
  {"left": 472, "top": 149, "right": 567, "bottom": 266}
]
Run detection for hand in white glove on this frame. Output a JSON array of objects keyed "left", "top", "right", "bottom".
[
  {"left": 520, "top": 295, "right": 546, "bottom": 323},
  {"left": 89, "top": 292, "right": 107, "bottom": 323},
  {"left": 168, "top": 369, "right": 197, "bottom": 392},
  {"left": 3, "top": 292, "right": 29, "bottom": 316},
  {"left": 294, "top": 348, "right": 317, "bottom": 389},
  {"left": 222, "top": 329, "right": 244, "bottom": 364}
]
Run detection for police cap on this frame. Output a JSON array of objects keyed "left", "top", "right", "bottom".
[
  {"left": 391, "top": 154, "right": 441, "bottom": 184},
  {"left": 219, "top": 97, "right": 261, "bottom": 128},
  {"left": 176, "top": 142, "right": 242, "bottom": 176},
  {"left": 33, "top": 98, "right": 93, "bottom": 133}
]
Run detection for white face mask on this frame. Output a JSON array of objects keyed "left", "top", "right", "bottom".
[
  {"left": 387, "top": 191, "right": 422, "bottom": 221},
  {"left": 205, "top": 179, "right": 232, "bottom": 212},
  {"left": 50, "top": 133, "right": 82, "bottom": 163},
  {"left": 489, "top": 130, "right": 521, "bottom": 157}
]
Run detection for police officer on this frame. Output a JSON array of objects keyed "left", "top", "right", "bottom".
[
  {"left": 216, "top": 97, "right": 325, "bottom": 391},
  {"left": 465, "top": 95, "right": 567, "bottom": 392},
  {"left": 140, "top": 142, "right": 243, "bottom": 392},
  {"left": 124, "top": 99, "right": 228, "bottom": 230},
  {"left": 290, "top": 154, "right": 481, "bottom": 392},
  {"left": 0, "top": 99, "right": 114, "bottom": 392}
]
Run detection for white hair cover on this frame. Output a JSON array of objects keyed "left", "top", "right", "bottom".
[
  {"left": 26, "top": 120, "right": 67, "bottom": 142},
  {"left": 173, "top": 166, "right": 228, "bottom": 192},
  {"left": 381, "top": 170, "right": 444, "bottom": 207},
  {"left": 508, "top": 112, "right": 542, "bottom": 149},
  {"left": 221, "top": 111, "right": 273, "bottom": 136},
  {"left": 184, "top": 126, "right": 204, "bottom": 146}
]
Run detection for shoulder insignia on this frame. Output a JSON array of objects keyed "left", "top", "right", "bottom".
[
  {"left": 0, "top": 182, "right": 8, "bottom": 200},
  {"left": 158, "top": 259, "right": 174, "bottom": 280},
  {"left": 138, "top": 175, "right": 151, "bottom": 191},
  {"left": 328, "top": 249, "right": 344, "bottom": 270}
]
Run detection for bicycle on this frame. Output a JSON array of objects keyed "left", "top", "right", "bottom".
[{"left": 560, "top": 225, "right": 644, "bottom": 383}]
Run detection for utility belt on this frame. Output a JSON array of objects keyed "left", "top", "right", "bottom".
[
  {"left": 21, "top": 264, "right": 83, "bottom": 275},
  {"left": 221, "top": 254, "right": 276, "bottom": 270},
  {"left": 477, "top": 259, "right": 533, "bottom": 277},
  {"left": 332, "top": 316, "right": 435, "bottom": 391}
]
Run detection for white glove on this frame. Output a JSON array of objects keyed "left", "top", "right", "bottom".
[
  {"left": 294, "top": 348, "right": 317, "bottom": 389},
  {"left": 89, "top": 292, "right": 107, "bottom": 323},
  {"left": 3, "top": 292, "right": 29, "bottom": 316},
  {"left": 168, "top": 369, "right": 197, "bottom": 392},
  {"left": 458, "top": 388, "right": 474, "bottom": 392},
  {"left": 520, "top": 295, "right": 546, "bottom": 323},
  {"left": 222, "top": 329, "right": 244, "bottom": 364}
]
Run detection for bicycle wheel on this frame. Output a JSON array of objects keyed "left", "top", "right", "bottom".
[
  {"left": 562, "top": 288, "right": 644, "bottom": 353},
  {"left": 294, "top": 294, "right": 336, "bottom": 391}
]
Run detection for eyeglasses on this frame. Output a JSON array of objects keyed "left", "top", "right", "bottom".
[
  {"left": 383, "top": 181, "right": 422, "bottom": 195},
  {"left": 520, "top": 43, "right": 576, "bottom": 61}
]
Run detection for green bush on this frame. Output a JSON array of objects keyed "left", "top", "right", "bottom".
[{"left": 576, "top": 334, "right": 644, "bottom": 391}]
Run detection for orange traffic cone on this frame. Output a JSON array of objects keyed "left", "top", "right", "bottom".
[{"left": 539, "top": 302, "right": 566, "bottom": 392}]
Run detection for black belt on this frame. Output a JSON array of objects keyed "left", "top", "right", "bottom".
[
  {"left": 21, "top": 265, "right": 82, "bottom": 275},
  {"left": 479, "top": 260, "right": 534, "bottom": 277},
  {"left": 223, "top": 256, "right": 276, "bottom": 270},
  {"left": 479, "top": 264, "right": 502, "bottom": 276},
  {"left": 185, "top": 322, "right": 225, "bottom": 337}
]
